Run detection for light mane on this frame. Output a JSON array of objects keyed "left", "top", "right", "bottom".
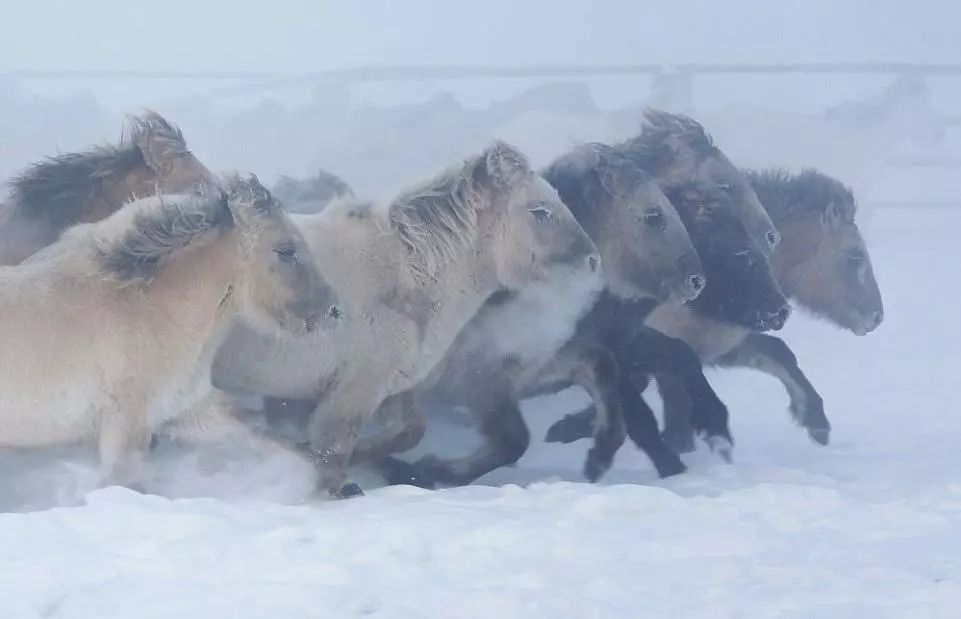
[
  {"left": 93, "top": 184, "right": 230, "bottom": 285},
  {"left": 388, "top": 154, "right": 488, "bottom": 282},
  {"left": 5, "top": 111, "right": 189, "bottom": 228}
]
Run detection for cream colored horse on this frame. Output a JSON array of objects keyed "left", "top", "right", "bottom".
[
  {"left": 212, "top": 142, "right": 601, "bottom": 497},
  {"left": 0, "top": 176, "right": 338, "bottom": 489},
  {"left": 1, "top": 111, "right": 212, "bottom": 266}
]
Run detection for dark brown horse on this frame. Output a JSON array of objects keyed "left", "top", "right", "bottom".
[
  {"left": 548, "top": 168, "right": 883, "bottom": 457},
  {"left": 1, "top": 111, "right": 212, "bottom": 265}
]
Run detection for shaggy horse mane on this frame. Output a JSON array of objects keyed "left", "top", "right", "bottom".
[
  {"left": 388, "top": 150, "right": 502, "bottom": 281},
  {"left": 615, "top": 109, "right": 718, "bottom": 171},
  {"left": 94, "top": 179, "right": 240, "bottom": 285},
  {"left": 746, "top": 168, "right": 857, "bottom": 224},
  {"left": 6, "top": 111, "right": 189, "bottom": 228}
]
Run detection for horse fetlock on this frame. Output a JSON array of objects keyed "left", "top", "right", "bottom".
[
  {"left": 807, "top": 427, "right": 831, "bottom": 446},
  {"left": 652, "top": 450, "right": 688, "bottom": 478},
  {"left": 661, "top": 424, "right": 696, "bottom": 454},
  {"left": 379, "top": 457, "right": 439, "bottom": 489},
  {"left": 583, "top": 447, "right": 614, "bottom": 482},
  {"left": 703, "top": 434, "right": 734, "bottom": 463},
  {"left": 330, "top": 482, "right": 364, "bottom": 499}
]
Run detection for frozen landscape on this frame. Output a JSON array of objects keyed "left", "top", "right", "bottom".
[
  {"left": 3, "top": 2, "right": 961, "bottom": 617},
  {"left": 0, "top": 197, "right": 957, "bottom": 617}
]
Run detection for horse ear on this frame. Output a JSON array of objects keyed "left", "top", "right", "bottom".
[
  {"left": 225, "top": 174, "right": 276, "bottom": 229},
  {"left": 597, "top": 159, "right": 636, "bottom": 197},
  {"left": 821, "top": 200, "right": 842, "bottom": 228},
  {"left": 132, "top": 112, "right": 184, "bottom": 175},
  {"left": 476, "top": 141, "right": 530, "bottom": 191}
]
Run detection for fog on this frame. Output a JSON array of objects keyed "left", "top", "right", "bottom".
[
  {"left": 3, "top": 1, "right": 961, "bottom": 198},
  {"left": 1, "top": 4, "right": 961, "bottom": 614}
]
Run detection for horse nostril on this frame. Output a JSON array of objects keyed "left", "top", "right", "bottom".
[
  {"left": 772, "top": 306, "right": 791, "bottom": 329},
  {"left": 687, "top": 274, "right": 705, "bottom": 294},
  {"left": 869, "top": 309, "right": 884, "bottom": 330},
  {"left": 766, "top": 230, "right": 781, "bottom": 248},
  {"left": 327, "top": 305, "right": 342, "bottom": 320},
  {"left": 587, "top": 255, "right": 600, "bottom": 273}
]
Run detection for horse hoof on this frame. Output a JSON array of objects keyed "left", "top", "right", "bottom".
[
  {"left": 706, "top": 435, "right": 734, "bottom": 463},
  {"left": 379, "top": 457, "right": 437, "bottom": 489},
  {"left": 583, "top": 450, "right": 613, "bottom": 483},
  {"left": 808, "top": 428, "right": 830, "bottom": 446},
  {"left": 661, "top": 430, "right": 696, "bottom": 454},
  {"left": 653, "top": 452, "right": 688, "bottom": 478},
  {"left": 330, "top": 483, "right": 364, "bottom": 499},
  {"left": 544, "top": 411, "right": 593, "bottom": 444}
]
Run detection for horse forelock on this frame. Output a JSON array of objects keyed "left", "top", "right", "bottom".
[
  {"left": 635, "top": 109, "right": 717, "bottom": 155},
  {"left": 389, "top": 157, "right": 485, "bottom": 281},
  {"left": 543, "top": 143, "right": 650, "bottom": 218},
  {"left": 94, "top": 187, "right": 231, "bottom": 285},
  {"left": 122, "top": 111, "right": 189, "bottom": 157},
  {"left": 747, "top": 168, "right": 857, "bottom": 224}
]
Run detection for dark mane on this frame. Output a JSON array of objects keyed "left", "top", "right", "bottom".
[
  {"left": 615, "top": 109, "right": 718, "bottom": 171},
  {"left": 96, "top": 185, "right": 230, "bottom": 284},
  {"left": 542, "top": 142, "right": 652, "bottom": 218},
  {"left": 746, "top": 168, "right": 856, "bottom": 223},
  {"left": 6, "top": 111, "right": 189, "bottom": 228}
]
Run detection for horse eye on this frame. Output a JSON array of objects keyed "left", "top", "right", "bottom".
[
  {"left": 529, "top": 206, "right": 552, "bottom": 222},
  {"left": 644, "top": 208, "right": 665, "bottom": 229},
  {"left": 274, "top": 246, "right": 297, "bottom": 262},
  {"left": 848, "top": 249, "right": 865, "bottom": 264}
]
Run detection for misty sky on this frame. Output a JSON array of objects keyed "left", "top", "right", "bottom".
[{"left": 3, "top": 0, "right": 961, "bottom": 73}]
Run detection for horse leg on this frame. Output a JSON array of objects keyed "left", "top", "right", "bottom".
[
  {"left": 564, "top": 344, "right": 627, "bottom": 482},
  {"left": 618, "top": 376, "right": 688, "bottom": 477},
  {"left": 546, "top": 375, "right": 688, "bottom": 476},
  {"left": 380, "top": 390, "right": 530, "bottom": 489},
  {"left": 621, "top": 328, "right": 732, "bottom": 457},
  {"left": 656, "top": 373, "right": 699, "bottom": 454},
  {"left": 349, "top": 390, "right": 427, "bottom": 465},
  {"left": 98, "top": 394, "right": 152, "bottom": 491},
  {"left": 163, "top": 391, "right": 321, "bottom": 468},
  {"left": 716, "top": 333, "right": 830, "bottom": 445},
  {"left": 263, "top": 396, "right": 316, "bottom": 438},
  {"left": 308, "top": 388, "right": 385, "bottom": 499}
]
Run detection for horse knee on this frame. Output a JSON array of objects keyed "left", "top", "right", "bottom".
[
  {"left": 500, "top": 420, "right": 530, "bottom": 465},
  {"left": 394, "top": 413, "right": 428, "bottom": 454}
]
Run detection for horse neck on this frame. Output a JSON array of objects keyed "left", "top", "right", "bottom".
[
  {"left": 400, "top": 236, "right": 497, "bottom": 368},
  {"left": 147, "top": 231, "right": 243, "bottom": 350},
  {"left": 0, "top": 208, "right": 55, "bottom": 266}
]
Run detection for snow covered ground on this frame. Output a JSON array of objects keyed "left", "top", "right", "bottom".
[{"left": 0, "top": 201, "right": 959, "bottom": 618}]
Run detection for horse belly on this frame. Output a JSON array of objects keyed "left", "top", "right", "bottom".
[{"left": 0, "top": 385, "right": 99, "bottom": 447}]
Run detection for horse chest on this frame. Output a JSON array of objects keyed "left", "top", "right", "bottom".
[{"left": 644, "top": 304, "right": 749, "bottom": 361}]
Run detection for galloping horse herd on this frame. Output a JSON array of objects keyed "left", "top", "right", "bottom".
[{"left": 0, "top": 110, "right": 883, "bottom": 500}]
